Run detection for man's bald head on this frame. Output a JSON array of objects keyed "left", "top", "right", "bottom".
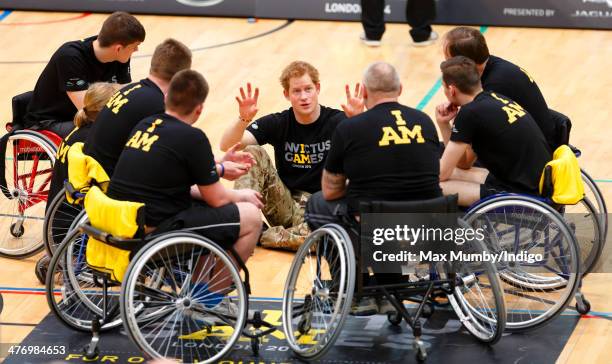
[{"left": 363, "top": 62, "right": 401, "bottom": 96}]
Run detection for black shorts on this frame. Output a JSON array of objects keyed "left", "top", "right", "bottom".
[
  {"left": 154, "top": 200, "right": 241, "bottom": 249},
  {"left": 480, "top": 174, "right": 512, "bottom": 199},
  {"left": 480, "top": 174, "right": 538, "bottom": 199}
]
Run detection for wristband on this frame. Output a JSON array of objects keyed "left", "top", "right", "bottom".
[{"left": 218, "top": 163, "right": 225, "bottom": 178}]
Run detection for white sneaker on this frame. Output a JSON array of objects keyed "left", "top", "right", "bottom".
[
  {"left": 360, "top": 33, "right": 382, "bottom": 47},
  {"left": 191, "top": 297, "right": 238, "bottom": 326},
  {"left": 411, "top": 31, "right": 438, "bottom": 47}
]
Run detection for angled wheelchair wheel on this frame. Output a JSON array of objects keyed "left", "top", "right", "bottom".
[
  {"left": 562, "top": 196, "right": 603, "bottom": 275},
  {"left": 581, "top": 170, "right": 608, "bottom": 246},
  {"left": 447, "top": 220, "right": 506, "bottom": 345},
  {"left": 0, "top": 130, "right": 57, "bottom": 258},
  {"left": 43, "top": 188, "right": 83, "bottom": 256},
  {"left": 121, "top": 232, "right": 247, "bottom": 364},
  {"left": 282, "top": 224, "right": 355, "bottom": 360},
  {"left": 465, "top": 195, "right": 580, "bottom": 332},
  {"left": 46, "top": 211, "right": 122, "bottom": 332}
]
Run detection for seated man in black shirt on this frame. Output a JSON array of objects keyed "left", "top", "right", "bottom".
[
  {"left": 84, "top": 38, "right": 192, "bottom": 177},
  {"left": 442, "top": 26, "right": 555, "bottom": 149},
  {"left": 436, "top": 56, "right": 552, "bottom": 206},
  {"left": 306, "top": 62, "right": 442, "bottom": 314},
  {"left": 24, "top": 12, "right": 145, "bottom": 137},
  {"left": 108, "top": 70, "right": 263, "bottom": 304},
  {"left": 219, "top": 61, "right": 359, "bottom": 250}
]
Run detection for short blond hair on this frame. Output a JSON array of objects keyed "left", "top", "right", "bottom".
[{"left": 279, "top": 61, "right": 320, "bottom": 91}]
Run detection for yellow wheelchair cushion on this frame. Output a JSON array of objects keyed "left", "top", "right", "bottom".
[
  {"left": 66, "top": 142, "right": 110, "bottom": 204},
  {"left": 539, "top": 145, "right": 584, "bottom": 205},
  {"left": 84, "top": 186, "right": 144, "bottom": 282}
]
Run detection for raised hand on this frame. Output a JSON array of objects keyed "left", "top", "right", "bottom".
[
  {"left": 341, "top": 83, "right": 365, "bottom": 118},
  {"left": 235, "top": 82, "right": 259, "bottom": 122}
]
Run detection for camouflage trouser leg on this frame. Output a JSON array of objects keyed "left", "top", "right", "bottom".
[{"left": 234, "top": 145, "right": 311, "bottom": 251}]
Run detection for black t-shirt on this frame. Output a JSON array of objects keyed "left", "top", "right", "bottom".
[
  {"left": 246, "top": 106, "right": 345, "bottom": 193},
  {"left": 325, "top": 102, "right": 442, "bottom": 212},
  {"left": 48, "top": 125, "right": 93, "bottom": 203},
  {"left": 481, "top": 55, "right": 554, "bottom": 148},
  {"left": 84, "top": 79, "right": 165, "bottom": 177},
  {"left": 108, "top": 114, "right": 219, "bottom": 226},
  {"left": 451, "top": 91, "right": 552, "bottom": 194},
  {"left": 25, "top": 36, "right": 131, "bottom": 128}
]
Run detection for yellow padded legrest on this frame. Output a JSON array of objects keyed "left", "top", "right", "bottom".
[
  {"left": 66, "top": 142, "right": 110, "bottom": 204},
  {"left": 84, "top": 185, "right": 144, "bottom": 282},
  {"left": 539, "top": 145, "right": 584, "bottom": 205}
]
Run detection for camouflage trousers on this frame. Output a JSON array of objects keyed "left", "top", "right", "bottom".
[{"left": 234, "top": 145, "right": 311, "bottom": 251}]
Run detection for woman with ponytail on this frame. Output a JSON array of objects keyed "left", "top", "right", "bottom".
[{"left": 47, "top": 82, "right": 117, "bottom": 201}]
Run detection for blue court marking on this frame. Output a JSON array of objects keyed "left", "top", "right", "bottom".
[
  {"left": 0, "top": 10, "right": 12, "bottom": 21},
  {"left": 415, "top": 26, "right": 489, "bottom": 111}
]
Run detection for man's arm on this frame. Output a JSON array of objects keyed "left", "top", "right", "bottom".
[
  {"left": 322, "top": 169, "right": 347, "bottom": 200},
  {"left": 220, "top": 83, "right": 260, "bottom": 151},
  {"left": 66, "top": 90, "right": 87, "bottom": 110},
  {"left": 435, "top": 102, "right": 459, "bottom": 146},
  {"left": 440, "top": 141, "right": 469, "bottom": 181},
  {"left": 220, "top": 120, "right": 258, "bottom": 151}
]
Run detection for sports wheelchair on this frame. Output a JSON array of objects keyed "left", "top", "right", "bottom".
[
  {"left": 0, "top": 91, "right": 62, "bottom": 258},
  {"left": 45, "top": 149, "right": 276, "bottom": 363},
  {"left": 282, "top": 195, "right": 507, "bottom": 361}
]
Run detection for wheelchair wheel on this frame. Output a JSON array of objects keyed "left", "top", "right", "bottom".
[
  {"left": 562, "top": 196, "right": 603, "bottom": 275},
  {"left": 581, "top": 170, "right": 608, "bottom": 246},
  {"left": 45, "top": 211, "right": 122, "bottom": 332},
  {"left": 121, "top": 232, "right": 247, "bottom": 364},
  {"left": 0, "top": 130, "right": 57, "bottom": 258},
  {"left": 282, "top": 224, "right": 355, "bottom": 360},
  {"left": 447, "top": 219, "right": 506, "bottom": 344},
  {"left": 43, "top": 187, "right": 83, "bottom": 256},
  {"left": 465, "top": 195, "right": 580, "bottom": 332}
]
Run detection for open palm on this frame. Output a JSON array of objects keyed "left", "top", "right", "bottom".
[{"left": 236, "top": 82, "right": 259, "bottom": 121}]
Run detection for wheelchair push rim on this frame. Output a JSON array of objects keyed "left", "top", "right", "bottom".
[
  {"left": 46, "top": 216, "right": 123, "bottom": 332},
  {"left": 0, "top": 131, "right": 57, "bottom": 258},
  {"left": 121, "top": 233, "right": 247, "bottom": 364},
  {"left": 464, "top": 196, "right": 580, "bottom": 332},
  {"left": 282, "top": 224, "right": 355, "bottom": 360}
]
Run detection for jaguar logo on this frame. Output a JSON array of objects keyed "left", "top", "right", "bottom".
[{"left": 175, "top": 0, "right": 225, "bottom": 7}]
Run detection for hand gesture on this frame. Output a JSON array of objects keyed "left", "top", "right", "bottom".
[
  {"left": 236, "top": 188, "right": 264, "bottom": 209},
  {"left": 435, "top": 102, "right": 459, "bottom": 125},
  {"left": 341, "top": 83, "right": 365, "bottom": 118},
  {"left": 220, "top": 161, "right": 250, "bottom": 181},
  {"left": 236, "top": 82, "right": 259, "bottom": 122},
  {"left": 221, "top": 142, "right": 256, "bottom": 167}
]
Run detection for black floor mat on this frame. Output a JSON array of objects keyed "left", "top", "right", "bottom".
[{"left": 4, "top": 300, "right": 579, "bottom": 364}]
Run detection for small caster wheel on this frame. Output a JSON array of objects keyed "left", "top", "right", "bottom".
[
  {"left": 414, "top": 340, "right": 427, "bottom": 362},
  {"left": 421, "top": 303, "right": 434, "bottom": 318},
  {"left": 387, "top": 311, "right": 402, "bottom": 326},
  {"left": 35, "top": 255, "right": 50, "bottom": 285},
  {"left": 10, "top": 223, "right": 24, "bottom": 238},
  {"left": 82, "top": 345, "right": 99, "bottom": 360},
  {"left": 251, "top": 337, "right": 259, "bottom": 356},
  {"left": 576, "top": 299, "right": 591, "bottom": 315},
  {"left": 0, "top": 293, "right": 4, "bottom": 314}
]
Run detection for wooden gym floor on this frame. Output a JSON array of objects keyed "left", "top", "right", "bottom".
[{"left": 0, "top": 11, "right": 610, "bottom": 363}]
